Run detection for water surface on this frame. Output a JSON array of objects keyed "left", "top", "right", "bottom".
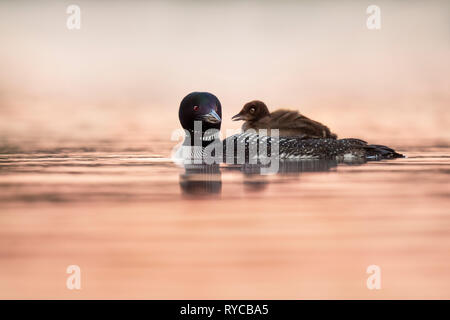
[{"left": 0, "top": 141, "right": 449, "bottom": 299}]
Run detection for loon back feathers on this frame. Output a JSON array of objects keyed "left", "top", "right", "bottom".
[{"left": 222, "top": 133, "right": 403, "bottom": 161}]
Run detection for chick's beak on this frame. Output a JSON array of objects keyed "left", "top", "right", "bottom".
[
  {"left": 231, "top": 112, "right": 245, "bottom": 121},
  {"left": 202, "top": 109, "right": 221, "bottom": 124}
]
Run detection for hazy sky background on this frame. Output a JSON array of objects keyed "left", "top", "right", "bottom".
[{"left": 0, "top": 0, "right": 449, "bottom": 146}]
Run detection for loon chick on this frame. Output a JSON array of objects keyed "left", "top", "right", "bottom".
[
  {"left": 232, "top": 100, "right": 337, "bottom": 139},
  {"left": 175, "top": 92, "right": 403, "bottom": 162}
]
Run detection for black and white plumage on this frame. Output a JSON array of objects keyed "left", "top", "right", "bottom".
[
  {"left": 222, "top": 132, "right": 403, "bottom": 162},
  {"left": 176, "top": 131, "right": 403, "bottom": 163}
]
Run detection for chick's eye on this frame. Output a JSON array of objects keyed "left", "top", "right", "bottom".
[
  {"left": 249, "top": 107, "right": 255, "bottom": 113},
  {"left": 193, "top": 105, "right": 199, "bottom": 111}
]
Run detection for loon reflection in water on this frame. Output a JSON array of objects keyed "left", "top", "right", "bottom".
[
  {"left": 179, "top": 164, "right": 222, "bottom": 196},
  {"left": 179, "top": 158, "right": 366, "bottom": 196}
]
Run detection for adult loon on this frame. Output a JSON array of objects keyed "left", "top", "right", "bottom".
[
  {"left": 232, "top": 100, "right": 338, "bottom": 139},
  {"left": 174, "top": 92, "right": 403, "bottom": 163}
]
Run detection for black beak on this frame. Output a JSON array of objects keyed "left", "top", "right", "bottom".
[
  {"left": 231, "top": 113, "right": 245, "bottom": 121},
  {"left": 201, "top": 109, "right": 221, "bottom": 124}
]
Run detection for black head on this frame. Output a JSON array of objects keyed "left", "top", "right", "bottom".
[
  {"left": 179, "top": 92, "right": 222, "bottom": 133},
  {"left": 232, "top": 100, "right": 270, "bottom": 122}
]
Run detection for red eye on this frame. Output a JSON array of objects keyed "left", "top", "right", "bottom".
[{"left": 193, "top": 105, "right": 199, "bottom": 111}]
